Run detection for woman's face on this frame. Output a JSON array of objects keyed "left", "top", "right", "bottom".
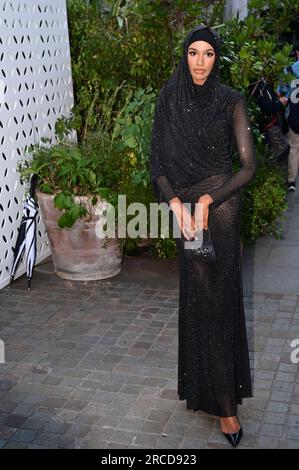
[{"left": 187, "top": 40, "right": 216, "bottom": 85}]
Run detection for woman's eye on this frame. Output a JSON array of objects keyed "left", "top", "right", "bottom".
[{"left": 188, "top": 51, "right": 214, "bottom": 57}]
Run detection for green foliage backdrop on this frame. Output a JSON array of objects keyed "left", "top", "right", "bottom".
[{"left": 64, "top": 0, "right": 297, "bottom": 255}]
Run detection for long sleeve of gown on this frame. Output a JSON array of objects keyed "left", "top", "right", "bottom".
[
  {"left": 150, "top": 97, "right": 177, "bottom": 204},
  {"left": 208, "top": 93, "right": 257, "bottom": 205},
  {"left": 155, "top": 175, "right": 177, "bottom": 204}
]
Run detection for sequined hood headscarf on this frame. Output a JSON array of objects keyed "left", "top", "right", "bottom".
[{"left": 150, "top": 24, "right": 239, "bottom": 200}]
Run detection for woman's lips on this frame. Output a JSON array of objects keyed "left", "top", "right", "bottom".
[{"left": 194, "top": 69, "right": 205, "bottom": 74}]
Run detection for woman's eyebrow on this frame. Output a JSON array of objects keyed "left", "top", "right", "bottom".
[{"left": 188, "top": 47, "right": 215, "bottom": 52}]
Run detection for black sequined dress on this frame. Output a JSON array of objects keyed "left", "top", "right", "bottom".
[{"left": 149, "top": 25, "right": 256, "bottom": 417}]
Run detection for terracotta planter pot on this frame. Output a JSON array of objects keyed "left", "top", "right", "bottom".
[{"left": 37, "top": 191, "right": 122, "bottom": 281}]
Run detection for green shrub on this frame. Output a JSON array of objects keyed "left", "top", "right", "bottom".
[
  {"left": 241, "top": 160, "right": 287, "bottom": 242},
  {"left": 65, "top": 0, "right": 297, "bottom": 256}
]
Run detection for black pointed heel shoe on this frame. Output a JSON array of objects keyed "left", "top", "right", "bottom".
[{"left": 222, "top": 417, "right": 243, "bottom": 448}]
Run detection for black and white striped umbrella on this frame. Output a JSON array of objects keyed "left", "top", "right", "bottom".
[{"left": 9, "top": 174, "right": 38, "bottom": 291}]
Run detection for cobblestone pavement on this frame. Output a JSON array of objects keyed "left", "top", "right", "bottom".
[
  {"left": 0, "top": 253, "right": 299, "bottom": 450},
  {"left": 2, "top": 94, "right": 299, "bottom": 452}
]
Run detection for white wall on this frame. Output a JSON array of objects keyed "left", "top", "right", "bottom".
[
  {"left": 0, "top": 0, "right": 74, "bottom": 289},
  {"left": 224, "top": 0, "right": 248, "bottom": 20}
]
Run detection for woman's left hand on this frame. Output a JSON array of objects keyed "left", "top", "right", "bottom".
[{"left": 194, "top": 194, "right": 213, "bottom": 231}]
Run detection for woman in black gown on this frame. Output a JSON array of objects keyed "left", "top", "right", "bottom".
[{"left": 150, "top": 25, "right": 257, "bottom": 447}]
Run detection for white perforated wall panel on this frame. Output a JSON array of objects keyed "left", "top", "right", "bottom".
[{"left": 0, "top": 0, "right": 74, "bottom": 289}]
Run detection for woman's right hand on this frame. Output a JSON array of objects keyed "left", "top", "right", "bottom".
[
  {"left": 169, "top": 197, "right": 195, "bottom": 240},
  {"left": 279, "top": 96, "right": 288, "bottom": 106}
]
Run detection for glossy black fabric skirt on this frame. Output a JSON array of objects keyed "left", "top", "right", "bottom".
[{"left": 173, "top": 173, "right": 253, "bottom": 417}]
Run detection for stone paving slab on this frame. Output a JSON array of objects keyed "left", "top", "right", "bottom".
[
  {"left": 242, "top": 190, "right": 299, "bottom": 295},
  {"left": 0, "top": 252, "right": 299, "bottom": 449},
  {"left": 0, "top": 186, "right": 299, "bottom": 449}
]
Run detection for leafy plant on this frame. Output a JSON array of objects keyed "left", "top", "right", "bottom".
[
  {"left": 241, "top": 159, "right": 288, "bottom": 242},
  {"left": 153, "top": 236, "right": 177, "bottom": 259},
  {"left": 64, "top": 0, "right": 297, "bottom": 255},
  {"left": 113, "top": 85, "right": 157, "bottom": 187},
  {"left": 18, "top": 115, "right": 125, "bottom": 229}
]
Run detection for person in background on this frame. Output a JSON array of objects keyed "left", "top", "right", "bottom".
[
  {"left": 277, "top": 40, "right": 299, "bottom": 191},
  {"left": 248, "top": 77, "right": 289, "bottom": 161}
]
